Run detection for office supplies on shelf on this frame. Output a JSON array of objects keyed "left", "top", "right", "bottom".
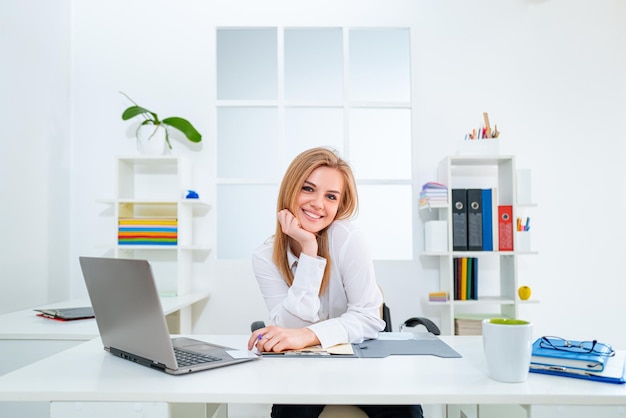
[
  {"left": 481, "top": 188, "right": 494, "bottom": 251},
  {"left": 34, "top": 307, "right": 95, "bottom": 321},
  {"left": 454, "top": 313, "right": 509, "bottom": 336},
  {"left": 531, "top": 336, "right": 615, "bottom": 372},
  {"left": 498, "top": 205, "right": 514, "bottom": 251},
  {"left": 483, "top": 112, "right": 492, "bottom": 138},
  {"left": 453, "top": 257, "right": 478, "bottom": 300},
  {"left": 118, "top": 218, "right": 178, "bottom": 246},
  {"left": 452, "top": 189, "right": 468, "bottom": 251},
  {"left": 467, "top": 189, "right": 483, "bottom": 251},
  {"left": 516, "top": 217, "right": 531, "bottom": 231},
  {"left": 419, "top": 182, "right": 448, "bottom": 209},
  {"left": 429, "top": 291, "right": 448, "bottom": 302}
]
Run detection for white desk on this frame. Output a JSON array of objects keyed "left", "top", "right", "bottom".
[
  {"left": 0, "top": 293, "right": 210, "bottom": 418},
  {"left": 0, "top": 335, "right": 624, "bottom": 411},
  {"left": 0, "top": 292, "right": 210, "bottom": 341},
  {"left": 0, "top": 293, "right": 210, "bottom": 374}
]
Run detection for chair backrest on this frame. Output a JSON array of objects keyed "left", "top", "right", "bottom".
[{"left": 381, "top": 303, "right": 392, "bottom": 332}]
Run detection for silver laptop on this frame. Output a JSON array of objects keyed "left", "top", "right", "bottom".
[{"left": 79, "top": 256, "right": 258, "bottom": 375}]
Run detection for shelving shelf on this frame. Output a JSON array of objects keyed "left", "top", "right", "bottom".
[
  {"left": 98, "top": 155, "right": 210, "bottom": 298},
  {"left": 421, "top": 155, "right": 538, "bottom": 335}
]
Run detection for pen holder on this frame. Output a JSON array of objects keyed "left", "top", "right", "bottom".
[
  {"left": 515, "top": 232, "right": 531, "bottom": 252},
  {"left": 456, "top": 139, "right": 499, "bottom": 155}
]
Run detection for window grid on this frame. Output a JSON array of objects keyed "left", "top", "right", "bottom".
[{"left": 216, "top": 27, "right": 413, "bottom": 260}]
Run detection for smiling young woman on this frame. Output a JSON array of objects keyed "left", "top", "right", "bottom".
[{"left": 247, "top": 147, "right": 423, "bottom": 418}]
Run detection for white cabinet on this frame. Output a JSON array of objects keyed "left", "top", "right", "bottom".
[
  {"left": 101, "top": 156, "right": 210, "bottom": 298},
  {"left": 422, "top": 155, "right": 537, "bottom": 335}
]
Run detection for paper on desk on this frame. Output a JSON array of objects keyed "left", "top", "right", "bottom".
[
  {"left": 264, "top": 343, "right": 354, "bottom": 356},
  {"left": 227, "top": 350, "right": 259, "bottom": 359}
]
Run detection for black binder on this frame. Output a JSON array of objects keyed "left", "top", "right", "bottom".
[
  {"left": 467, "top": 189, "right": 483, "bottom": 251},
  {"left": 452, "top": 189, "right": 468, "bottom": 251}
]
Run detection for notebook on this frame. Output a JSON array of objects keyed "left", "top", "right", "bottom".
[
  {"left": 79, "top": 256, "right": 259, "bottom": 375},
  {"left": 530, "top": 351, "right": 626, "bottom": 384},
  {"left": 34, "top": 307, "right": 95, "bottom": 321}
]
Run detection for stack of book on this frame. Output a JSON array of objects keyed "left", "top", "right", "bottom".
[
  {"left": 118, "top": 218, "right": 178, "bottom": 246},
  {"left": 419, "top": 182, "right": 448, "bottom": 209},
  {"left": 428, "top": 291, "right": 448, "bottom": 302},
  {"left": 453, "top": 257, "right": 478, "bottom": 300},
  {"left": 454, "top": 313, "right": 508, "bottom": 336},
  {"left": 530, "top": 336, "right": 624, "bottom": 384}
]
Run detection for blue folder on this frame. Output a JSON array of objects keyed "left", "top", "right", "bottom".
[
  {"left": 481, "top": 189, "right": 493, "bottom": 251},
  {"left": 530, "top": 351, "right": 626, "bottom": 384}
]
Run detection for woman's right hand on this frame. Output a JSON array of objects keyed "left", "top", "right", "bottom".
[
  {"left": 277, "top": 209, "right": 318, "bottom": 256},
  {"left": 248, "top": 325, "right": 320, "bottom": 353}
]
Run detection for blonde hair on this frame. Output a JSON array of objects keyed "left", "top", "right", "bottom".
[{"left": 273, "top": 147, "right": 358, "bottom": 294}]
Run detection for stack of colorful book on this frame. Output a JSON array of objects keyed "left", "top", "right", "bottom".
[
  {"left": 118, "top": 218, "right": 178, "bottom": 246},
  {"left": 419, "top": 182, "right": 448, "bottom": 209},
  {"left": 453, "top": 257, "right": 478, "bottom": 300},
  {"left": 428, "top": 291, "right": 448, "bottom": 302}
]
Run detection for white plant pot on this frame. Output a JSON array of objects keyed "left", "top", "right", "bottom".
[{"left": 136, "top": 124, "right": 168, "bottom": 155}]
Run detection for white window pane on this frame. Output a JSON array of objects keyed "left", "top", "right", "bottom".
[
  {"left": 349, "top": 108, "right": 411, "bottom": 180},
  {"left": 217, "top": 107, "right": 280, "bottom": 179},
  {"left": 354, "top": 185, "right": 412, "bottom": 260},
  {"left": 285, "top": 28, "right": 343, "bottom": 101},
  {"left": 217, "top": 28, "right": 277, "bottom": 100},
  {"left": 217, "top": 185, "right": 278, "bottom": 259},
  {"left": 285, "top": 107, "right": 344, "bottom": 163},
  {"left": 349, "top": 29, "right": 410, "bottom": 102}
]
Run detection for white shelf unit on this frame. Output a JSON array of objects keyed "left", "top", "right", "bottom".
[
  {"left": 422, "top": 155, "right": 537, "bottom": 335},
  {"left": 108, "top": 156, "right": 210, "bottom": 298}
]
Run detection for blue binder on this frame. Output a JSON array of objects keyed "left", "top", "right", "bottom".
[{"left": 481, "top": 188, "right": 493, "bottom": 251}]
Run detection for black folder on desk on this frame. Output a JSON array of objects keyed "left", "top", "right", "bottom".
[
  {"left": 353, "top": 336, "right": 461, "bottom": 358},
  {"left": 262, "top": 334, "right": 462, "bottom": 359}
]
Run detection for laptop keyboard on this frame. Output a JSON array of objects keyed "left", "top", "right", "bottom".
[{"left": 174, "top": 348, "right": 221, "bottom": 367}]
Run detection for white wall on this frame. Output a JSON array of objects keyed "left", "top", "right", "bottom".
[
  {"left": 3, "top": 0, "right": 626, "bottom": 348},
  {"left": 0, "top": 0, "right": 71, "bottom": 314}
]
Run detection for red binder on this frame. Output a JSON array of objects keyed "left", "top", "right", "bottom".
[{"left": 498, "top": 205, "right": 514, "bottom": 251}]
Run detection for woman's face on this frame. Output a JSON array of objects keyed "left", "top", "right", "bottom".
[{"left": 295, "top": 166, "right": 344, "bottom": 234}]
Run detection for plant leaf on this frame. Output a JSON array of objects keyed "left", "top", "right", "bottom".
[
  {"left": 122, "top": 105, "right": 158, "bottom": 122},
  {"left": 162, "top": 117, "right": 202, "bottom": 143}
]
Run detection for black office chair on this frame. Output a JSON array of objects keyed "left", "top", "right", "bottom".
[{"left": 377, "top": 299, "right": 440, "bottom": 335}]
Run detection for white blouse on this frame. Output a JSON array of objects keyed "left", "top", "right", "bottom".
[{"left": 251, "top": 220, "right": 385, "bottom": 348}]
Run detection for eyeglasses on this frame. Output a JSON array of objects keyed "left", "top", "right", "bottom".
[{"left": 539, "top": 336, "right": 615, "bottom": 357}]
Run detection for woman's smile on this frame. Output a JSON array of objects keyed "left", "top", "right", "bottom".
[{"left": 295, "top": 166, "right": 343, "bottom": 233}]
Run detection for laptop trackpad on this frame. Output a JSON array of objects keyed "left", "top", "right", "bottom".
[{"left": 172, "top": 337, "right": 233, "bottom": 357}]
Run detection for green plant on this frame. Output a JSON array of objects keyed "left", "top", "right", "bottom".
[{"left": 120, "top": 92, "right": 202, "bottom": 150}]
